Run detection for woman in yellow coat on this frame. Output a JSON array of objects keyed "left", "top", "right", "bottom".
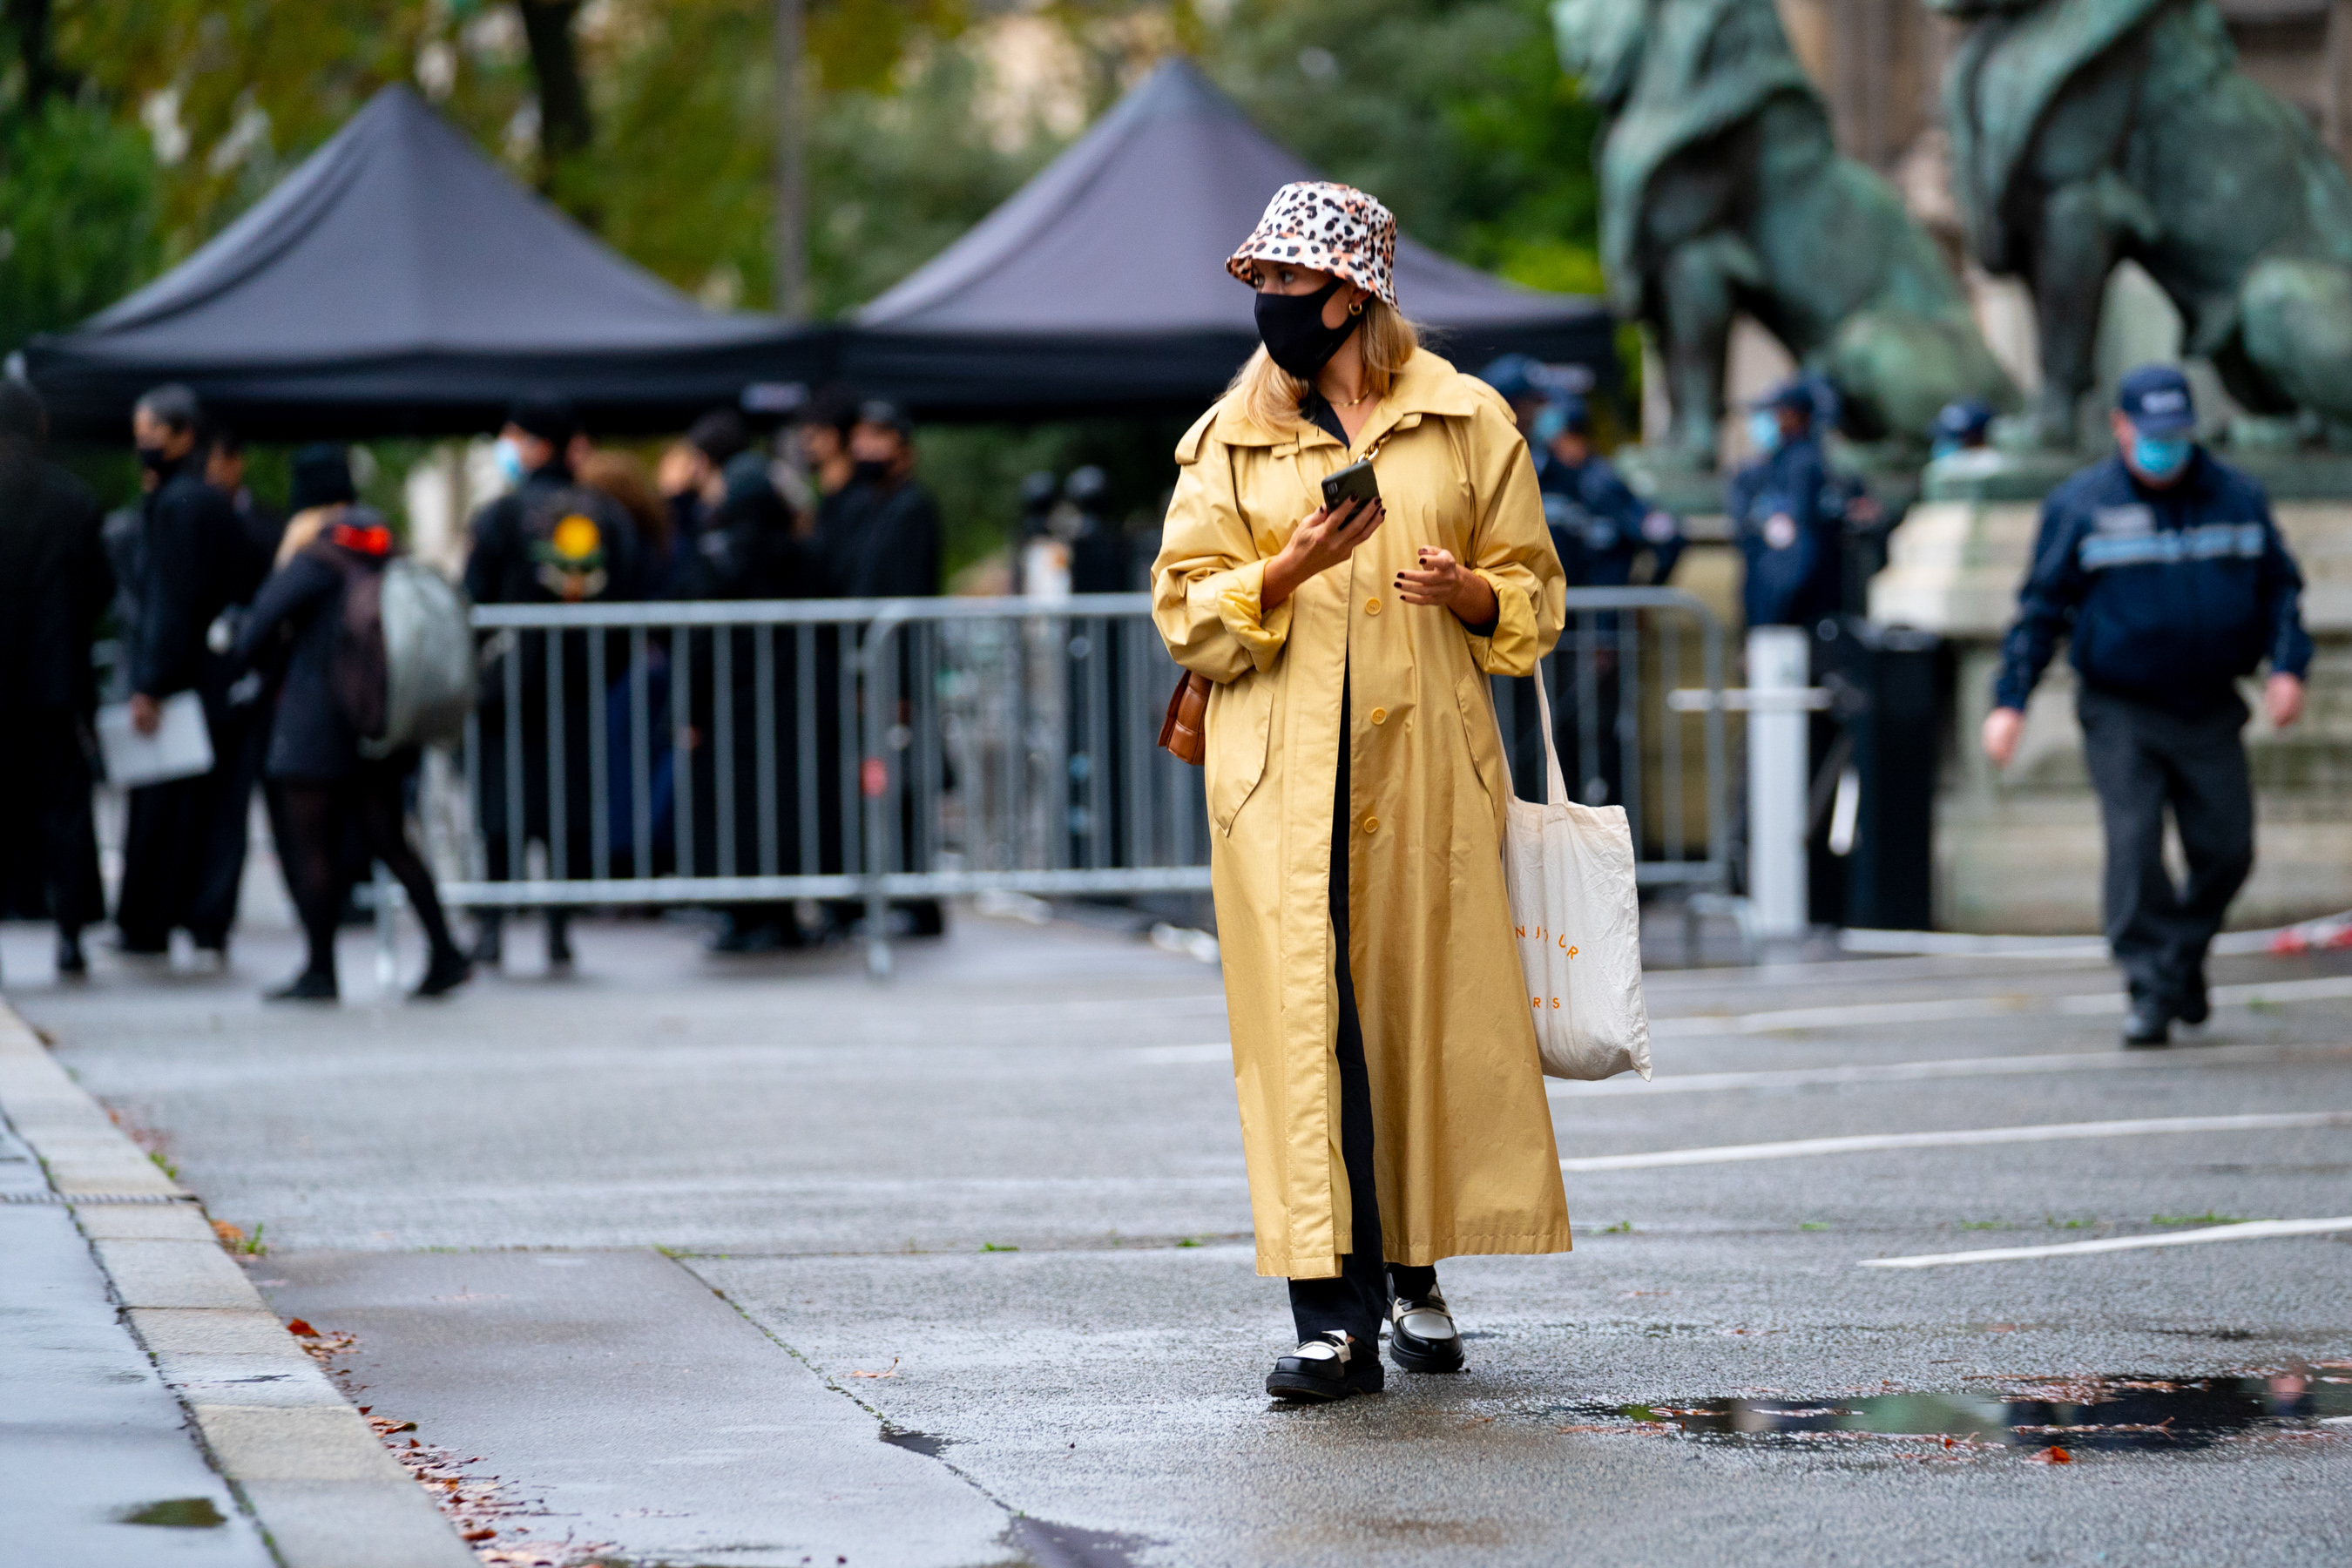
[{"left": 1152, "top": 182, "right": 1573, "bottom": 1402}]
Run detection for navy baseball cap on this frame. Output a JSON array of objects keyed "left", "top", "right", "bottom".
[
  {"left": 1750, "top": 378, "right": 1817, "bottom": 417},
  {"left": 1933, "top": 398, "right": 1994, "bottom": 444},
  {"left": 2116, "top": 364, "right": 2196, "bottom": 436},
  {"left": 1479, "top": 354, "right": 1544, "bottom": 402}
]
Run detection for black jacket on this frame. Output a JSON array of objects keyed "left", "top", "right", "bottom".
[
  {"left": 672, "top": 455, "right": 826, "bottom": 602},
  {"left": 825, "top": 476, "right": 943, "bottom": 598},
  {"left": 232, "top": 538, "right": 389, "bottom": 782},
  {"left": 1995, "top": 449, "right": 2313, "bottom": 716},
  {"left": 132, "top": 456, "right": 268, "bottom": 699},
  {"left": 0, "top": 441, "right": 110, "bottom": 713},
  {"left": 463, "top": 461, "right": 644, "bottom": 609}
]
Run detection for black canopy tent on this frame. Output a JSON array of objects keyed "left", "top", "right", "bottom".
[
  {"left": 841, "top": 58, "right": 1616, "bottom": 418},
  {"left": 22, "top": 85, "right": 821, "bottom": 441}
]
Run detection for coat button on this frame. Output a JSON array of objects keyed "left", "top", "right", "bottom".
[
  {"left": 1369, "top": 706, "right": 1388, "bottom": 726},
  {"left": 1363, "top": 597, "right": 1382, "bottom": 616},
  {"left": 1362, "top": 814, "right": 1380, "bottom": 834}
]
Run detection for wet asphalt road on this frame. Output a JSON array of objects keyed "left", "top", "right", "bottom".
[{"left": 8, "top": 909, "right": 2352, "bottom": 1566}]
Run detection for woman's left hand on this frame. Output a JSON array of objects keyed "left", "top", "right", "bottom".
[{"left": 1396, "top": 547, "right": 1497, "bottom": 629}]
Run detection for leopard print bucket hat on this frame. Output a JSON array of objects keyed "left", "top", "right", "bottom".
[{"left": 1227, "top": 181, "right": 1399, "bottom": 308}]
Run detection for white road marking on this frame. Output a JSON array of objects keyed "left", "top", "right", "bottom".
[
  {"left": 1549, "top": 1043, "right": 2352, "bottom": 1098},
  {"left": 1559, "top": 1111, "right": 2352, "bottom": 1172},
  {"left": 1857, "top": 1216, "right": 2352, "bottom": 1268},
  {"left": 1650, "top": 973, "right": 2352, "bottom": 1037},
  {"left": 1132, "top": 1044, "right": 1232, "bottom": 1064}
]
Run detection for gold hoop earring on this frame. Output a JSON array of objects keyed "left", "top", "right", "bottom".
[{"left": 1348, "top": 299, "right": 1364, "bottom": 317}]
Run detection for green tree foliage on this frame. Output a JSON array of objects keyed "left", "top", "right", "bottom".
[
  {"left": 1202, "top": 0, "right": 1603, "bottom": 293},
  {"left": 0, "top": 93, "right": 157, "bottom": 351},
  {"left": 16, "top": 1, "right": 1605, "bottom": 566}
]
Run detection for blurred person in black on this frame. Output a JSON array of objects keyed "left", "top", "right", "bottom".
[
  {"left": 0, "top": 380, "right": 110, "bottom": 979},
  {"left": 796, "top": 385, "right": 862, "bottom": 581},
  {"left": 651, "top": 411, "right": 755, "bottom": 599},
  {"left": 263, "top": 448, "right": 378, "bottom": 931},
  {"left": 1536, "top": 389, "right": 1684, "bottom": 808},
  {"left": 206, "top": 424, "right": 287, "bottom": 567},
  {"left": 823, "top": 401, "right": 945, "bottom": 937},
  {"left": 229, "top": 487, "right": 470, "bottom": 1004},
  {"left": 463, "top": 395, "right": 643, "bottom": 970},
  {"left": 117, "top": 384, "right": 274, "bottom": 965},
  {"left": 829, "top": 401, "right": 942, "bottom": 598},
  {"left": 672, "top": 414, "right": 837, "bottom": 951}
]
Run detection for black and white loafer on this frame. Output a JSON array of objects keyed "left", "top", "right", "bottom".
[
  {"left": 1386, "top": 1294, "right": 1465, "bottom": 1374},
  {"left": 1266, "top": 1331, "right": 1382, "bottom": 1402}
]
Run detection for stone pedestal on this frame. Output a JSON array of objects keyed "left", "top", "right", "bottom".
[{"left": 1869, "top": 452, "right": 2352, "bottom": 932}]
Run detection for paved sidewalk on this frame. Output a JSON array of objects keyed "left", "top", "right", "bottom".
[
  {"left": 0, "top": 1002, "right": 475, "bottom": 1568},
  {"left": 0, "top": 1116, "right": 271, "bottom": 1567},
  {"left": 9, "top": 908, "right": 2352, "bottom": 1566}
]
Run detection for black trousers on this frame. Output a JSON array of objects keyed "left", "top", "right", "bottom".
[
  {"left": 117, "top": 700, "right": 263, "bottom": 951},
  {"left": 1288, "top": 678, "right": 1438, "bottom": 1347},
  {"left": 2078, "top": 687, "right": 2254, "bottom": 1007},
  {"left": 276, "top": 760, "right": 459, "bottom": 983},
  {"left": 0, "top": 708, "right": 105, "bottom": 933}
]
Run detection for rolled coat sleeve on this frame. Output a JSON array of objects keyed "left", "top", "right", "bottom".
[
  {"left": 1152, "top": 416, "right": 1293, "bottom": 682},
  {"left": 1457, "top": 396, "right": 1565, "bottom": 677}
]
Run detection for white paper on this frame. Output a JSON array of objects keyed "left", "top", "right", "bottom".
[{"left": 96, "top": 692, "right": 215, "bottom": 788}]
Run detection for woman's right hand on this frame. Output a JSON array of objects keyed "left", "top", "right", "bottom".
[{"left": 1262, "top": 497, "right": 1386, "bottom": 612}]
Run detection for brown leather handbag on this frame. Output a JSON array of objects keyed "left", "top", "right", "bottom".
[{"left": 1157, "top": 671, "right": 1212, "bottom": 766}]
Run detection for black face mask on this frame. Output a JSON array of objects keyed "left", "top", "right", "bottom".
[
  {"left": 1254, "top": 278, "right": 1361, "bottom": 382},
  {"left": 136, "top": 443, "right": 176, "bottom": 475},
  {"left": 852, "top": 458, "right": 891, "bottom": 484}
]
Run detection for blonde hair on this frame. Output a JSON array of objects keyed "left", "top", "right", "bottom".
[{"left": 1227, "top": 297, "right": 1420, "bottom": 430}]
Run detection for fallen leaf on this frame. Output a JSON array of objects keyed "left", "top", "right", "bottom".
[
  {"left": 848, "top": 1358, "right": 901, "bottom": 1379},
  {"left": 286, "top": 1318, "right": 317, "bottom": 1337},
  {"left": 2027, "top": 1445, "right": 2073, "bottom": 1465}
]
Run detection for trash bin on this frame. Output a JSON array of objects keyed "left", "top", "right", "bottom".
[{"left": 1810, "top": 616, "right": 1939, "bottom": 931}]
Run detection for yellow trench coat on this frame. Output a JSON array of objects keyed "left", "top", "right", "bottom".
[{"left": 1152, "top": 348, "right": 1575, "bottom": 1279}]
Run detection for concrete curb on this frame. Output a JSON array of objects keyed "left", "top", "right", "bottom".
[{"left": 0, "top": 1003, "right": 475, "bottom": 1568}]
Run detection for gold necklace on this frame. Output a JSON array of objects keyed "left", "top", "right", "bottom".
[{"left": 1328, "top": 386, "right": 1375, "bottom": 410}]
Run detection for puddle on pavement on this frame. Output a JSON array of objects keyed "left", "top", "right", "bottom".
[
  {"left": 1010, "top": 1515, "right": 1150, "bottom": 1568},
  {"left": 880, "top": 1425, "right": 953, "bottom": 1457},
  {"left": 119, "top": 1497, "right": 227, "bottom": 1528},
  {"left": 1565, "top": 1369, "right": 2352, "bottom": 1455}
]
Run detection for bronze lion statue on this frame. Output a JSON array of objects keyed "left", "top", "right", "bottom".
[
  {"left": 1552, "top": 0, "right": 2014, "bottom": 469},
  {"left": 1935, "top": 0, "right": 2352, "bottom": 447}
]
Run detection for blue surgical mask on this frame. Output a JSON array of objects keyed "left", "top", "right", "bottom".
[
  {"left": 2131, "top": 432, "right": 2191, "bottom": 482},
  {"left": 492, "top": 436, "right": 526, "bottom": 486},
  {"left": 1747, "top": 410, "right": 1782, "bottom": 456},
  {"left": 1531, "top": 405, "right": 1570, "bottom": 446}
]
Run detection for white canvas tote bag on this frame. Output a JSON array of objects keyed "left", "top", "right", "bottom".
[{"left": 1499, "top": 672, "right": 1652, "bottom": 1081}]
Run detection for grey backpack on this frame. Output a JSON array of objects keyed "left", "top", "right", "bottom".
[{"left": 361, "top": 557, "right": 476, "bottom": 758}]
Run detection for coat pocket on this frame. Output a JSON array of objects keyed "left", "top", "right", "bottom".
[
  {"left": 1452, "top": 667, "right": 1508, "bottom": 812},
  {"left": 1206, "top": 671, "right": 1276, "bottom": 835}
]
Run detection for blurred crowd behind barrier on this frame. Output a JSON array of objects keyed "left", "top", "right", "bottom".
[{"left": 397, "top": 591, "right": 1730, "bottom": 975}]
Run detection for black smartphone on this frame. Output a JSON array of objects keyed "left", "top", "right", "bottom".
[{"left": 1321, "top": 457, "right": 1380, "bottom": 512}]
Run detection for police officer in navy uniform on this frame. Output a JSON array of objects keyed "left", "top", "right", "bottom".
[
  {"left": 1536, "top": 391, "right": 1684, "bottom": 591},
  {"left": 1727, "top": 378, "right": 1876, "bottom": 629},
  {"left": 1985, "top": 366, "right": 2311, "bottom": 1048}
]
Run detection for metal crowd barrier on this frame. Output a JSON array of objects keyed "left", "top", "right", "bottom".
[{"left": 420, "top": 589, "right": 1728, "bottom": 976}]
